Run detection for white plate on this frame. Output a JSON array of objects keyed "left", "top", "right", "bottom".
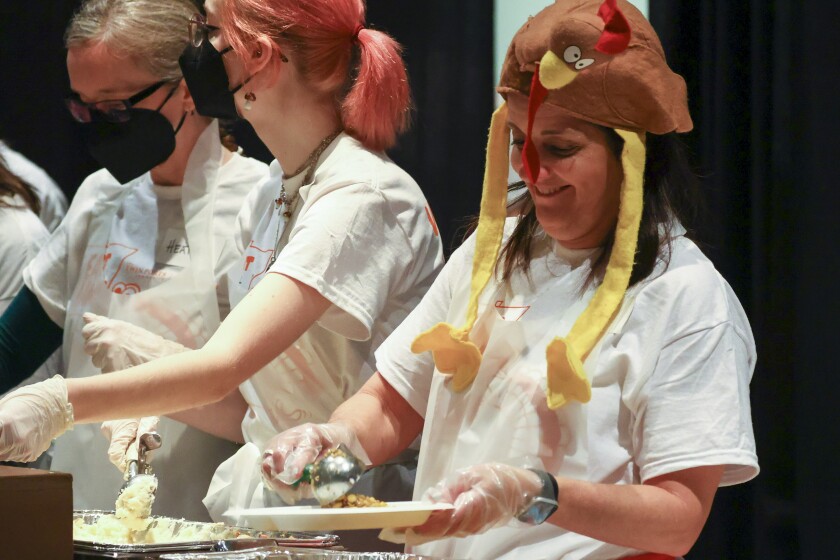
[{"left": 229, "top": 501, "right": 454, "bottom": 532}]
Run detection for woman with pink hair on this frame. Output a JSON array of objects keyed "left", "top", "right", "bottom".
[{"left": 0, "top": 0, "right": 442, "bottom": 521}]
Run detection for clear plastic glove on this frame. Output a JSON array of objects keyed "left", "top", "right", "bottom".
[
  {"left": 394, "top": 463, "right": 543, "bottom": 544},
  {"left": 260, "top": 422, "right": 370, "bottom": 505},
  {"left": 82, "top": 312, "right": 189, "bottom": 373},
  {"left": 101, "top": 416, "right": 160, "bottom": 475},
  {"left": 0, "top": 375, "right": 74, "bottom": 462}
]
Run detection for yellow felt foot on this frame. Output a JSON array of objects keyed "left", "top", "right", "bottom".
[
  {"left": 545, "top": 338, "right": 592, "bottom": 409},
  {"left": 411, "top": 323, "right": 483, "bottom": 392}
]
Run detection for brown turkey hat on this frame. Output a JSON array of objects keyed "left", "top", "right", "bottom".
[
  {"left": 412, "top": 0, "right": 692, "bottom": 410},
  {"left": 498, "top": 0, "right": 692, "bottom": 134}
]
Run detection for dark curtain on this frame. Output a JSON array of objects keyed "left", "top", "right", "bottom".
[
  {"left": 0, "top": 2, "right": 99, "bottom": 193},
  {"left": 0, "top": 0, "right": 493, "bottom": 257},
  {"left": 365, "top": 0, "right": 494, "bottom": 253},
  {"left": 650, "top": 1, "right": 840, "bottom": 558}
]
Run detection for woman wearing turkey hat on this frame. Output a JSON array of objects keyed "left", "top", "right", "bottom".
[
  {"left": 0, "top": 0, "right": 442, "bottom": 522},
  {"left": 0, "top": 0, "right": 266, "bottom": 519},
  {"left": 254, "top": 1, "right": 759, "bottom": 558}
]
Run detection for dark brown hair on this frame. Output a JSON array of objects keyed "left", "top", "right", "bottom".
[
  {"left": 496, "top": 132, "right": 703, "bottom": 286},
  {"left": 0, "top": 154, "right": 41, "bottom": 215}
]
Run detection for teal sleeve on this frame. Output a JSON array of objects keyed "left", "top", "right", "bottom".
[{"left": 0, "top": 286, "right": 63, "bottom": 393}]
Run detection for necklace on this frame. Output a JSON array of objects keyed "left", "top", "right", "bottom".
[
  {"left": 269, "top": 128, "right": 343, "bottom": 265},
  {"left": 281, "top": 128, "right": 344, "bottom": 185}
]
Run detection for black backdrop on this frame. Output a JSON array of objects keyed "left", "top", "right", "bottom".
[
  {"left": 651, "top": 1, "right": 840, "bottom": 558},
  {"left": 2, "top": 1, "right": 839, "bottom": 557}
]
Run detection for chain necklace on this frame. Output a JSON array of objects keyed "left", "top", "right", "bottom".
[
  {"left": 281, "top": 128, "right": 344, "bottom": 186},
  {"left": 269, "top": 129, "right": 343, "bottom": 265}
]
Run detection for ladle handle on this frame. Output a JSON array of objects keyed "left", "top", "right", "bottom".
[{"left": 291, "top": 464, "right": 313, "bottom": 488}]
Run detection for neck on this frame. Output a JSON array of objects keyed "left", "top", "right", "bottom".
[
  {"left": 150, "top": 115, "right": 213, "bottom": 186},
  {"left": 244, "top": 75, "right": 342, "bottom": 174}
]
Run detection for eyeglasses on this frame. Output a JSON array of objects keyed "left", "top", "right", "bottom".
[
  {"left": 65, "top": 80, "right": 178, "bottom": 123},
  {"left": 189, "top": 13, "right": 221, "bottom": 48}
]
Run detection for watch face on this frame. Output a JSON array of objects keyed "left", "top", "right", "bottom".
[{"left": 518, "top": 496, "right": 558, "bottom": 525}]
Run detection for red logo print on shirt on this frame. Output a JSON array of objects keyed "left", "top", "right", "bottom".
[
  {"left": 240, "top": 241, "right": 275, "bottom": 290},
  {"left": 103, "top": 243, "right": 141, "bottom": 294},
  {"left": 495, "top": 300, "right": 530, "bottom": 321}
]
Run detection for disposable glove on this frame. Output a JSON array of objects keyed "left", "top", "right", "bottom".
[
  {"left": 384, "top": 463, "right": 544, "bottom": 545},
  {"left": 81, "top": 312, "right": 189, "bottom": 373},
  {"left": 0, "top": 375, "right": 74, "bottom": 462},
  {"left": 260, "top": 422, "right": 370, "bottom": 505},
  {"left": 101, "top": 416, "right": 160, "bottom": 475}
]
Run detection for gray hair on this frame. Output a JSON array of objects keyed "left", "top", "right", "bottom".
[{"left": 65, "top": 0, "right": 198, "bottom": 81}]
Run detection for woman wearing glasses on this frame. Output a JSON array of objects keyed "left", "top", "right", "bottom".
[
  {"left": 0, "top": 0, "right": 267, "bottom": 520},
  {"left": 0, "top": 0, "right": 442, "bottom": 525}
]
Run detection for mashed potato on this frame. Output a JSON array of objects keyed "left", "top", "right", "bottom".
[
  {"left": 73, "top": 475, "right": 245, "bottom": 545},
  {"left": 115, "top": 475, "right": 157, "bottom": 530},
  {"left": 73, "top": 515, "right": 132, "bottom": 543},
  {"left": 73, "top": 514, "right": 239, "bottom": 545}
]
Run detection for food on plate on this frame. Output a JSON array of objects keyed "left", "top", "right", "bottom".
[{"left": 323, "top": 493, "right": 387, "bottom": 508}]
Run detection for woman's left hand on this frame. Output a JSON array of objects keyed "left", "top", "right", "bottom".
[
  {"left": 0, "top": 376, "right": 74, "bottom": 462},
  {"left": 410, "top": 463, "right": 543, "bottom": 540},
  {"left": 81, "top": 313, "right": 189, "bottom": 373}
]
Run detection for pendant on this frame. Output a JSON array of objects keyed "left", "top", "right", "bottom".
[{"left": 275, "top": 190, "right": 287, "bottom": 209}]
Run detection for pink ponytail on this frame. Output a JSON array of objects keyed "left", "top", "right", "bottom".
[
  {"left": 343, "top": 28, "right": 411, "bottom": 151},
  {"left": 221, "top": 0, "right": 411, "bottom": 152}
]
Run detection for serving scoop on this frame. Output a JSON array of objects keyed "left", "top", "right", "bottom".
[
  {"left": 120, "top": 431, "right": 162, "bottom": 495},
  {"left": 296, "top": 444, "right": 366, "bottom": 506}
]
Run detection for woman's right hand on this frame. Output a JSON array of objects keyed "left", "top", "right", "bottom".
[
  {"left": 260, "top": 422, "right": 369, "bottom": 504},
  {"left": 101, "top": 416, "right": 159, "bottom": 474}
]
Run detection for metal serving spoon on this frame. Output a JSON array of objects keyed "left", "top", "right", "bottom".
[
  {"left": 120, "top": 431, "right": 162, "bottom": 495},
  {"left": 296, "top": 444, "right": 366, "bottom": 506}
]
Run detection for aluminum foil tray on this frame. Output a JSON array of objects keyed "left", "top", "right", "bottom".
[
  {"left": 73, "top": 510, "right": 340, "bottom": 560},
  {"left": 160, "top": 546, "right": 448, "bottom": 559}
]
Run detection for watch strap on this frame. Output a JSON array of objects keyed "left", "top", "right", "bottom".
[{"left": 516, "top": 468, "right": 559, "bottom": 525}]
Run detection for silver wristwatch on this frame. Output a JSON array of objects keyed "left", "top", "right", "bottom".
[{"left": 516, "top": 468, "right": 559, "bottom": 525}]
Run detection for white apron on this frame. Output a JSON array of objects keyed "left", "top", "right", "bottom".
[
  {"left": 204, "top": 173, "right": 416, "bottom": 522},
  {"left": 51, "top": 123, "right": 240, "bottom": 521},
  {"left": 410, "top": 250, "right": 644, "bottom": 560}
]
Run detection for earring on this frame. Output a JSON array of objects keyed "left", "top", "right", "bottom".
[{"left": 244, "top": 91, "right": 256, "bottom": 111}]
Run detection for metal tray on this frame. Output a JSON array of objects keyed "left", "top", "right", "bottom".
[
  {"left": 160, "top": 547, "right": 446, "bottom": 559},
  {"left": 73, "top": 510, "right": 340, "bottom": 560}
]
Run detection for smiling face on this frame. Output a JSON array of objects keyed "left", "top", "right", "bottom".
[{"left": 507, "top": 92, "right": 623, "bottom": 249}]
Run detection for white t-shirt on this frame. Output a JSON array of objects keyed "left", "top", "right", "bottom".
[
  {"left": 0, "top": 142, "right": 68, "bottom": 232},
  {"left": 23, "top": 151, "right": 266, "bottom": 327},
  {"left": 377, "top": 221, "right": 759, "bottom": 560},
  {"left": 232, "top": 133, "right": 444, "bottom": 446},
  {"left": 0, "top": 196, "right": 48, "bottom": 305},
  {"left": 0, "top": 196, "right": 61, "bottom": 395}
]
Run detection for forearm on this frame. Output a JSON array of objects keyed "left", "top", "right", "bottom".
[
  {"left": 68, "top": 345, "right": 240, "bottom": 422},
  {"left": 168, "top": 388, "right": 248, "bottom": 443},
  {"left": 549, "top": 466, "right": 724, "bottom": 557},
  {"left": 329, "top": 372, "right": 423, "bottom": 466},
  {"left": 67, "top": 273, "right": 330, "bottom": 424}
]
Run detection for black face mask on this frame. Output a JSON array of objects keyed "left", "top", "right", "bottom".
[
  {"left": 80, "top": 109, "right": 186, "bottom": 184},
  {"left": 179, "top": 41, "right": 248, "bottom": 120}
]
